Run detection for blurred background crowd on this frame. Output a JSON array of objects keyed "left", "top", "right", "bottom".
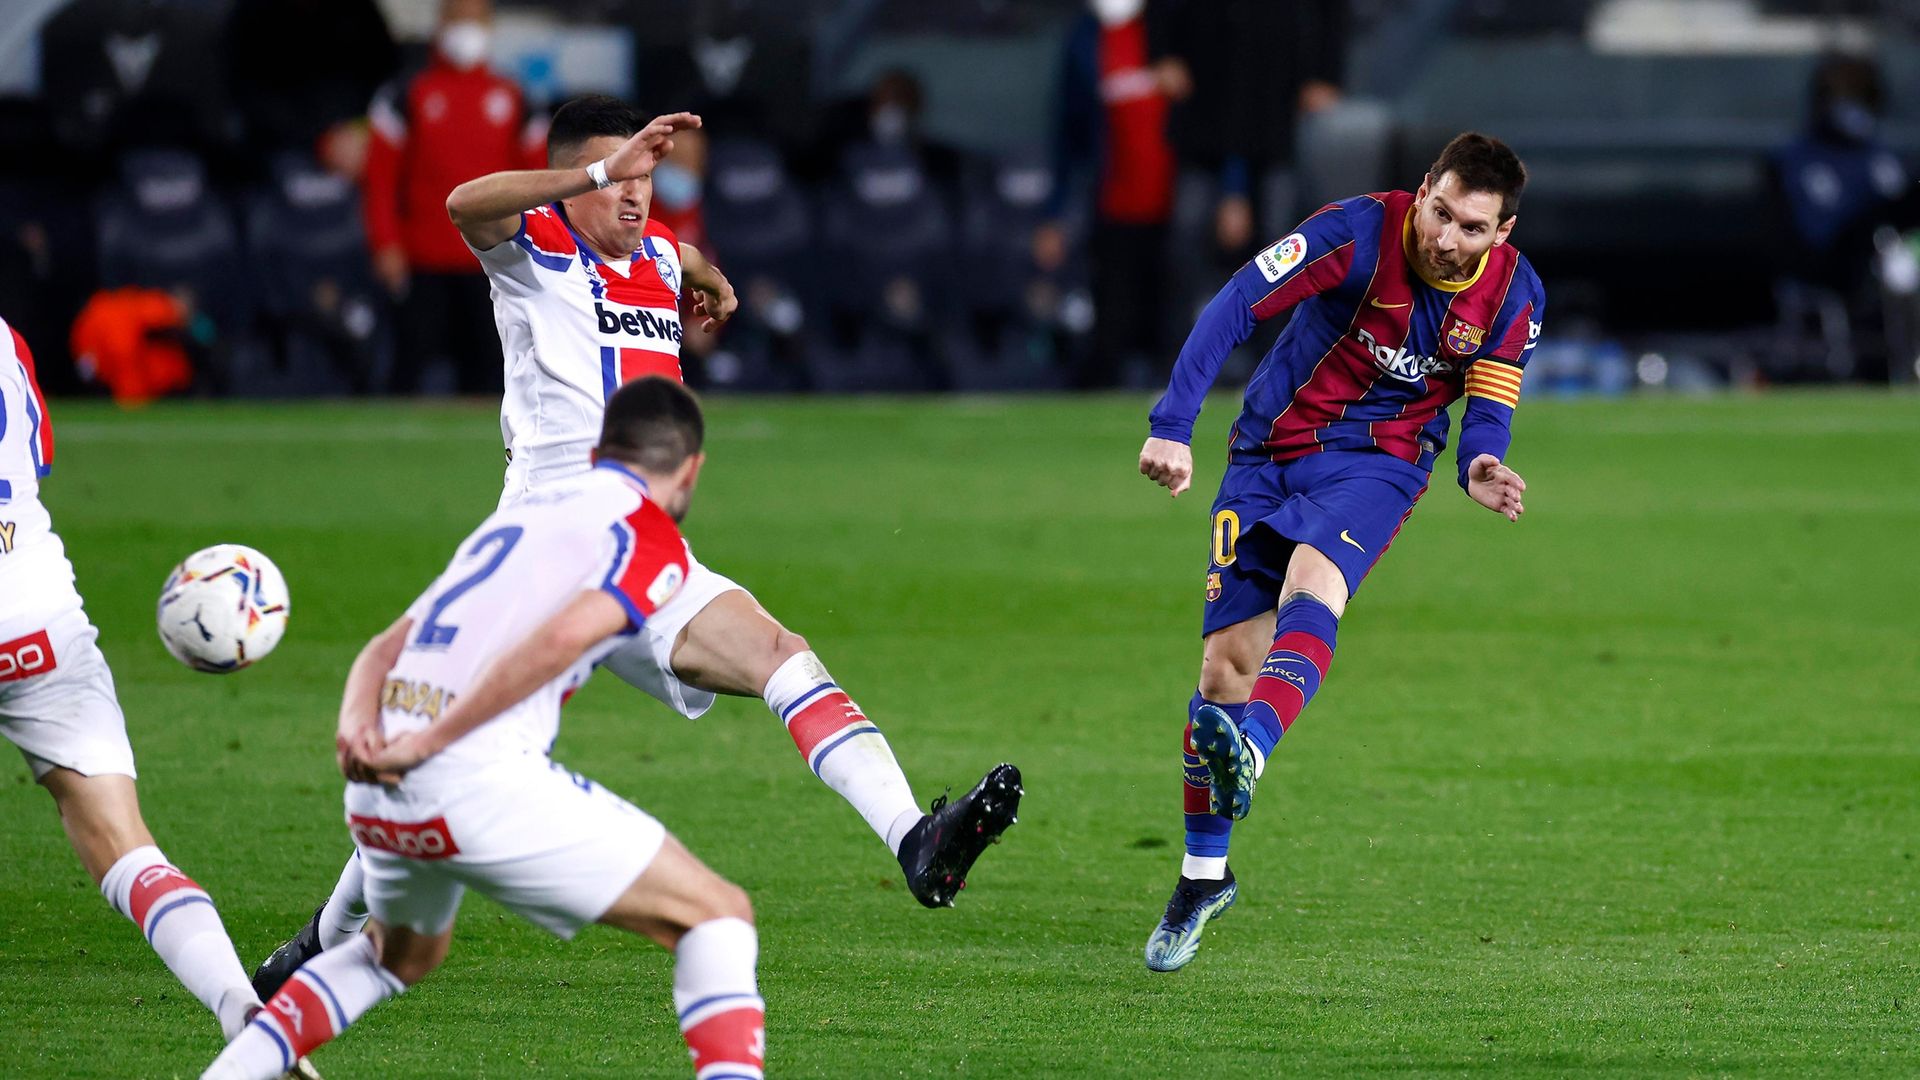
[{"left": 1, "top": 0, "right": 1917, "bottom": 402}]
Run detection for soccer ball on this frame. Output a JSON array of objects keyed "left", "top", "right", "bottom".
[{"left": 156, "top": 544, "right": 291, "bottom": 673}]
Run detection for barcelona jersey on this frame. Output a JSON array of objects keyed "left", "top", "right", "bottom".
[{"left": 1150, "top": 190, "right": 1545, "bottom": 488}]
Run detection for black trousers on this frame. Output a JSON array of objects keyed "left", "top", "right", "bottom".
[
  {"left": 390, "top": 271, "right": 504, "bottom": 395},
  {"left": 1083, "top": 219, "right": 1173, "bottom": 390}
]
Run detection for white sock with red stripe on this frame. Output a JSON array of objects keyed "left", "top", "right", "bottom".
[
  {"left": 100, "top": 846, "right": 259, "bottom": 1040},
  {"left": 317, "top": 852, "right": 370, "bottom": 949},
  {"left": 202, "top": 933, "right": 403, "bottom": 1080},
  {"left": 763, "top": 651, "right": 923, "bottom": 854},
  {"left": 674, "top": 917, "right": 765, "bottom": 1080}
]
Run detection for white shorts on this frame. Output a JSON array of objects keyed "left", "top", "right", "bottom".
[
  {"left": 0, "top": 609, "right": 135, "bottom": 780},
  {"left": 600, "top": 540, "right": 744, "bottom": 719},
  {"left": 347, "top": 758, "right": 667, "bottom": 939}
]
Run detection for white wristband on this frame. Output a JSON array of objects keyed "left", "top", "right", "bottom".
[{"left": 585, "top": 158, "right": 612, "bottom": 190}]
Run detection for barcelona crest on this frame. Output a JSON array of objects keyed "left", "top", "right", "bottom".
[
  {"left": 1206, "top": 572, "right": 1223, "bottom": 602},
  {"left": 1445, "top": 318, "right": 1486, "bottom": 355}
]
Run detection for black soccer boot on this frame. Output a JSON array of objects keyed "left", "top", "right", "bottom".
[
  {"left": 896, "top": 763, "right": 1023, "bottom": 907},
  {"left": 250, "top": 904, "right": 325, "bottom": 1002}
]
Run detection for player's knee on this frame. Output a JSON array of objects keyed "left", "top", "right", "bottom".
[
  {"left": 699, "top": 879, "right": 753, "bottom": 925},
  {"left": 769, "top": 629, "right": 809, "bottom": 667},
  {"left": 1197, "top": 658, "right": 1257, "bottom": 703}
]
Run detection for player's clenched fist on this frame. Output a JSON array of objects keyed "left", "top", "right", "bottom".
[
  {"left": 605, "top": 112, "right": 702, "bottom": 182},
  {"left": 1466, "top": 453, "right": 1527, "bottom": 521},
  {"left": 1139, "top": 437, "right": 1194, "bottom": 498}
]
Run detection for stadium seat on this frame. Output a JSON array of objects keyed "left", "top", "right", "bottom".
[
  {"left": 700, "top": 137, "right": 814, "bottom": 391},
  {"left": 810, "top": 140, "right": 955, "bottom": 391},
  {"left": 243, "top": 152, "right": 385, "bottom": 395},
  {"left": 946, "top": 146, "right": 1078, "bottom": 390},
  {"left": 93, "top": 148, "right": 251, "bottom": 385}
]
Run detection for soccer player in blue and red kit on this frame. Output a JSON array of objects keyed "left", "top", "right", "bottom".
[{"left": 1136, "top": 133, "right": 1544, "bottom": 971}]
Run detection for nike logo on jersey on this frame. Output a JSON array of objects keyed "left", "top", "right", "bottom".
[
  {"left": 1370, "top": 298, "right": 1410, "bottom": 309},
  {"left": 1339, "top": 529, "right": 1366, "bottom": 552}
]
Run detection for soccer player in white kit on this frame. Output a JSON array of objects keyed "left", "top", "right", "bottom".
[
  {"left": 253, "top": 98, "right": 1020, "bottom": 999},
  {"left": 204, "top": 378, "right": 767, "bottom": 1080},
  {"left": 0, "top": 318, "right": 320, "bottom": 1077}
]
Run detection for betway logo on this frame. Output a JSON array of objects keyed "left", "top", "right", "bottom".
[
  {"left": 596, "top": 302, "right": 683, "bottom": 343},
  {"left": 1354, "top": 327, "right": 1453, "bottom": 382}
]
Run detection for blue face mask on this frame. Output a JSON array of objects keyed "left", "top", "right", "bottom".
[
  {"left": 652, "top": 162, "right": 701, "bottom": 209},
  {"left": 1827, "top": 99, "right": 1877, "bottom": 141}
]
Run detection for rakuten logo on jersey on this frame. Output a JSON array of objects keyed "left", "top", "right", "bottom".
[
  {"left": 595, "top": 302, "right": 683, "bottom": 344},
  {"left": 1354, "top": 327, "right": 1454, "bottom": 382}
]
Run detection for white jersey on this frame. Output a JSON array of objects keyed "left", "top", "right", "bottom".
[
  {"left": 380, "top": 461, "right": 688, "bottom": 787},
  {"left": 470, "top": 205, "right": 686, "bottom": 500},
  {"left": 0, "top": 316, "right": 80, "bottom": 641}
]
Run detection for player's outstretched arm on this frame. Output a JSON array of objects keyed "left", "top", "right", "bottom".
[
  {"left": 445, "top": 112, "right": 703, "bottom": 251},
  {"left": 678, "top": 242, "right": 738, "bottom": 332},
  {"left": 347, "top": 591, "right": 631, "bottom": 783},
  {"left": 1465, "top": 453, "right": 1527, "bottom": 522},
  {"left": 336, "top": 616, "right": 413, "bottom": 781},
  {"left": 1139, "top": 436, "right": 1194, "bottom": 498}
]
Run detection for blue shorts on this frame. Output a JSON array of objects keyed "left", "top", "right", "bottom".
[{"left": 1201, "top": 450, "right": 1432, "bottom": 636}]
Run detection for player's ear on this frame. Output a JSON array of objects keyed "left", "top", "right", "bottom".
[
  {"left": 1493, "top": 214, "right": 1516, "bottom": 247},
  {"left": 679, "top": 451, "right": 706, "bottom": 490}
]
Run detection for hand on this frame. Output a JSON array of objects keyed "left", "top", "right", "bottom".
[
  {"left": 604, "top": 112, "right": 703, "bottom": 182},
  {"left": 1139, "top": 437, "right": 1194, "bottom": 498},
  {"left": 1153, "top": 57, "right": 1194, "bottom": 102},
  {"left": 372, "top": 247, "right": 409, "bottom": 297},
  {"left": 1214, "top": 195, "right": 1254, "bottom": 254},
  {"left": 691, "top": 287, "right": 736, "bottom": 332},
  {"left": 1466, "top": 453, "right": 1527, "bottom": 521},
  {"left": 1298, "top": 80, "right": 1341, "bottom": 114},
  {"left": 1031, "top": 222, "right": 1067, "bottom": 273},
  {"left": 342, "top": 728, "right": 435, "bottom": 785}
]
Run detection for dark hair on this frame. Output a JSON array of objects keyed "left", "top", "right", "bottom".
[
  {"left": 548, "top": 94, "right": 646, "bottom": 166},
  {"left": 1428, "top": 132, "right": 1527, "bottom": 221},
  {"left": 598, "top": 376, "right": 704, "bottom": 473}
]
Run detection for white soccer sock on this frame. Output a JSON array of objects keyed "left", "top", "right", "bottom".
[
  {"left": 1181, "top": 854, "right": 1229, "bottom": 881},
  {"left": 763, "top": 651, "right": 923, "bottom": 855},
  {"left": 674, "top": 917, "right": 765, "bottom": 1080},
  {"left": 203, "top": 933, "right": 404, "bottom": 1080},
  {"left": 101, "top": 846, "right": 260, "bottom": 1039},
  {"left": 317, "top": 852, "right": 371, "bottom": 949}
]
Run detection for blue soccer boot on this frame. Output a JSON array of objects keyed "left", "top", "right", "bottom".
[
  {"left": 1144, "top": 867, "right": 1237, "bottom": 972},
  {"left": 1189, "top": 703, "right": 1258, "bottom": 820}
]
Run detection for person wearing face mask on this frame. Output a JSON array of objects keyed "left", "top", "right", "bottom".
[
  {"left": 361, "top": 0, "right": 548, "bottom": 396},
  {"left": 1037, "top": 0, "right": 1179, "bottom": 389},
  {"left": 1766, "top": 52, "right": 1917, "bottom": 381}
]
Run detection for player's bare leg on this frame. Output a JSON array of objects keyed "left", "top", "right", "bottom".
[
  {"left": 671, "top": 590, "right": 1021, "bottom": 907},
  {"left": 600, "top": 835, "right": 767, "bottom": 1078},
  {"left": 38, "top": 767, "right": 269, "bottom": 1040},
  {"left": 207, "top": 835, "right": 763, "bottom": 1080},
  {"left": 1149, "top": 544, "right": 1351, "bottom": 971}
]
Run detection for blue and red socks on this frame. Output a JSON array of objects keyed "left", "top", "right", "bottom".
[
  {"left": 1242, "top": 594, "right": 1339, "bottom": 763},
  {"left": 1181, "top": 693, "right": 1240, "bottom": 880},
  {"left": 1180, "top": 595, "right": 1340, "bottom": 879}
]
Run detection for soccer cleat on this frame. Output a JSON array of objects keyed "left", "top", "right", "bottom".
[
  {"left": 1190, "top": 704, "right": 1258, "bottom": 820},
  {"left": 1143, "top": 868, "right": 1237, "bottom": 972},
  {"left": 896, "top": 763, "right": 1023, "bottom": 908},
  {"left": 250, "top": 904, "right": 325, "bottom": 1002}
]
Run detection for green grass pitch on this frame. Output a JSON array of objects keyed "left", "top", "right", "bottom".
[{"left": 1, "top": 391, "right": 1915, "bottom": 1078}]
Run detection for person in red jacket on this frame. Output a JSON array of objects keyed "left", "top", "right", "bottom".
[{"left": 363, "top": 0, "right": 546, "bottom": 394}]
